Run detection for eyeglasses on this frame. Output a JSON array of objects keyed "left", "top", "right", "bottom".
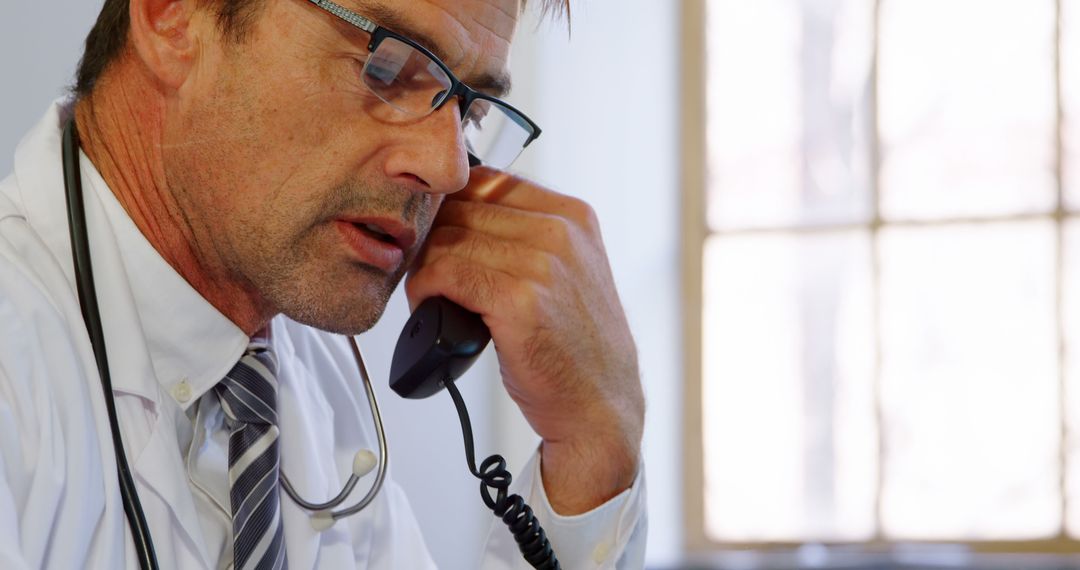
[{"left": 307, "top": 0, "right": 542, "bottom": 169}]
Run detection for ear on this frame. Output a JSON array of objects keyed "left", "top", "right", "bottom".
[{"left": 127, "top": 0, "right": 202, "bottom": 90}]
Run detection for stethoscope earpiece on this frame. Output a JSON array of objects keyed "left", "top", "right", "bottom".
[
  {"left": 311, "top": 511, "right": 337, "bottom": 532},
  {"left": 352, "top": 449, "right": 377, "bottom": 477}
]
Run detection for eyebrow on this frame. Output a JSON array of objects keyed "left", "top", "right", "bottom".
[{"left": 360, "top": 4, "right": 514, "bottom": 98}]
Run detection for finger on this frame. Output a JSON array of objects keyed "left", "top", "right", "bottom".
[
  {"left": 459, "top": 167, "right": 599, "bottom": 228},
  {"left": 433, "top": 199, "right": 585, "bottom": 254},
  {"left": 416, "top": 224, "right": 562, "bottom": 285},
  {"left": 404, "top": 251, "right": 533, "bottom": 320}
]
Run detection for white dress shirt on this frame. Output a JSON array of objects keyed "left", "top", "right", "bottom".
[{"left": 0, "top": 101, "right": 646, "bottom": 569}]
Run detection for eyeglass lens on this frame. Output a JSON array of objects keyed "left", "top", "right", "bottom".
[{"left": 361, "top": 36, "right": 534, "bottom": 169}]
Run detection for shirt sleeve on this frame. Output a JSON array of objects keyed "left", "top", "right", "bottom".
[{"left": 479, "top": 448, "right": 647, "bottom": 570}]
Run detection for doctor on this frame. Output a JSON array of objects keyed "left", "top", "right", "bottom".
[{"left": 0, "top": 0, "right": 647, "bottom": 568}]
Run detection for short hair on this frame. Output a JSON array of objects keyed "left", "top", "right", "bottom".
[{"left": 73, "top": 0, "right": 570, "bottom": 98}]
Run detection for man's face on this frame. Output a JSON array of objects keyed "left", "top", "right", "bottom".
[{"left": 163, "top": 0, "right": 519, "bottom": 333}]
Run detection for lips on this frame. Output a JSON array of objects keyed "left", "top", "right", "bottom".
[
  {"left": 339, "top": 216, "right": 417, "bottom": 250},
  {"left": 334, "top": 216, "right": 417, "bottom": 272}
]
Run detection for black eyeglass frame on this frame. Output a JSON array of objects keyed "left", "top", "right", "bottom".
[{"left": 307, "top": 0, "right": 543, "bottom": 166}]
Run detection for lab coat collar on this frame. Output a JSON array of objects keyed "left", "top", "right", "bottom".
[{"left": 13, "top": 100, "right": 248, "bottom": 408}]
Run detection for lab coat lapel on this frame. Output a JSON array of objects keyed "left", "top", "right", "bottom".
[{"left": 132, "top": 403, "right": 215, "bottom": 568}]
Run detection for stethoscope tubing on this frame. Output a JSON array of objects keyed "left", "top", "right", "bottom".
[{"left": 63, "top": 117, "right": 160, "bottom": 570}]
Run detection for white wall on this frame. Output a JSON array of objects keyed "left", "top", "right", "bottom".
[
  {"left": 0, "top": 1, "right": 685, "bottom": 568},
  {"left": 0, "top": 3, "right": 100, "bottom": 175}
]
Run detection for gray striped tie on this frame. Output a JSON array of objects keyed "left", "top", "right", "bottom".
[{"left": 216, "top": 342, "right": 287, "bottom": 570}]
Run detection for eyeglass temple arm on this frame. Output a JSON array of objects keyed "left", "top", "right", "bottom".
[{"left": 308, "top": 0, "right": 378, "bottom": 33}]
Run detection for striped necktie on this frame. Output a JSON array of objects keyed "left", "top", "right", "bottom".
[{"left": 216, "top": 341, "right": 287, "bottom": 570}]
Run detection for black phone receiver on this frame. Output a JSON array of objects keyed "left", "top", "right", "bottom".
[
  {"left": 388, "top": 296, "right": 562, "bottom": 568},
  {"left": 389, "top": 296, "right": 491, "bottom": 399}
]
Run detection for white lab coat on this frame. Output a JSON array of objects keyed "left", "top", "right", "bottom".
[{"left": 0, "top": 101, "right": 646, "bottom": 569}]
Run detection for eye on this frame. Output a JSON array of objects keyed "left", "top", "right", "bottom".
[
  {"left": 364, "top": 54, "right": 401, "bottom": 87},
  {"left": 432, "top": 89, "right": 452, "bottom": 110},
  {"left": 463, "top": 101, "right": 492, "bottom": 130}
]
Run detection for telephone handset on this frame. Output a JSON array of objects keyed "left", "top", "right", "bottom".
[
  {"left": 390, "top": 297, "right": 561, "bottom": 569},
  {"left": 389, "top": 296, "right": 491, "bottom": 399}
]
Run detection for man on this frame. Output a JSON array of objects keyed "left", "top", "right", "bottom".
[{"left": 0, "top": 0, "right": 646, "bottom": 567}]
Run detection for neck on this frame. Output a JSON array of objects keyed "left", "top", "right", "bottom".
[{"left": 74, "top": 75, "right": 271, "bottom": 335}]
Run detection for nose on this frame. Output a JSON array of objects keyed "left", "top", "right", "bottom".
[{"left": 383, "top": 102, "right": 471, "bottom": 194}]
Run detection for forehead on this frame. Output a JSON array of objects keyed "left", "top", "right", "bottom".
[{"left": 356, "top": 0, "right": 520, "bottom": 79}]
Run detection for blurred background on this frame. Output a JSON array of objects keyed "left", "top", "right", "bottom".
[{"left": 3, "top": 0, "right": 1080, "bottom": 568}]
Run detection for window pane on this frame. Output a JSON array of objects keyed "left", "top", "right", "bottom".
[
  {"left": 1066, "top": 221, "right": 1080, "bottom": 536},
  {"left": 879, "top": 223, "right": 1059, "bottom": 540},
  {"left": 1065, "top": 0, "right": 1080, "bottom": 211},
  {"left": 703, "top": 231, "right": 875, "bottom": 542},
  {"left": 879, "top": 0, "right": 1057, "bottom": 221},
  {"left": 706, "top": 0, "right": 873, "bottom": 231}
]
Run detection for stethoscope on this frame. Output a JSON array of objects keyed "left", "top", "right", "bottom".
[{"left": 62, "top": 117, "right": 389, "bottom": 570}]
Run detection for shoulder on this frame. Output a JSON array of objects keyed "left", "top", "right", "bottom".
[
  {"left": 0, "top": 174, "right": 26, "bottom": 225},
  {"left": 0, "top": 173, "right": 87, "bottom": 435},
  {"left": 0, "top": 204, "right": 91, "bottom": 502},
  {"left": 0, "top": 192, "right": 104, "bottom": 562},
  {"left": 0, "top": 177, "right": 73, "bottom": 332}
]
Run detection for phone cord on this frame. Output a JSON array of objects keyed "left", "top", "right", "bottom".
[{"left": 445, "top": 380, "right": 561, "bottom": 570}]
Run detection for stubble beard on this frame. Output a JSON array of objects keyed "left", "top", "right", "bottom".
[{"left": 238, "top": 177, "right": 436, "bottom": 336}]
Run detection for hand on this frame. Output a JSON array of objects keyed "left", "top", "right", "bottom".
[{"left": 405, "top": 167, "right": 644, "bottom": 514}]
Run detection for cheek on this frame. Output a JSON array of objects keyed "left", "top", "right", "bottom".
[{"left": 175, "top": 47, "right": 391, "bottom": 226}]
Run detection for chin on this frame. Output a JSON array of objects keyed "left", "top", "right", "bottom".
[
  {"left": 283, "top": 300, "right": 388, "bottom": 335},
  {"left": 276, "top": 280, "right": 397, "bottom": 335},
  {"left": 259, "top": 256, "right": 403, "bottom": 334}
]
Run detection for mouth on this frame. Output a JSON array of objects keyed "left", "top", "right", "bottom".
[
  {"left": 333, "top": 216, "right": 418, "bottom": 273},
  {"left": 339, "top": 217, "right": 417, "bottom": 251},
  {"left": 354, "top": 222, "right": 397, "bottom": 244}
]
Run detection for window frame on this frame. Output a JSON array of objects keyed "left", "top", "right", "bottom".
[{"left": 682, "top": 0, "right": 1080, "bottom": 559}]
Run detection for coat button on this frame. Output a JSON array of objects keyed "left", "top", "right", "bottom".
[
  {"left": 592, "top": 540, "right": 611, "bottom": 563},
  {"left": 173, "top": 379, "right": 192, "bottom": 403}
]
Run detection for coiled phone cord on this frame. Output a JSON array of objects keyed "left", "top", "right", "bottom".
[{"left": 444, "top": 380, "right": 561, "bottom": 570}]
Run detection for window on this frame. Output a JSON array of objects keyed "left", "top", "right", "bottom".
[{"left": 687, "top": 0, "right": 1080, "bottom": 555}]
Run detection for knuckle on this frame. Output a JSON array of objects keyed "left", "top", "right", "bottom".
[
  {"left": 508, "top": 279, "right": 540, "bottom": 314},
  {"left": 580, "top": 206, "right": 601, "bottom": 234},
  {"left": 494, "top": 234, "right": 518, "bottom": 260},
  {"left": 541, "top": 216, "right": 574, "bottom": 248},
  {"left": 564, "top": 196, "right": 597, "bottom": 227},
  {"left": 528, "top": 250, "right": 558, "bottom": 284}
]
